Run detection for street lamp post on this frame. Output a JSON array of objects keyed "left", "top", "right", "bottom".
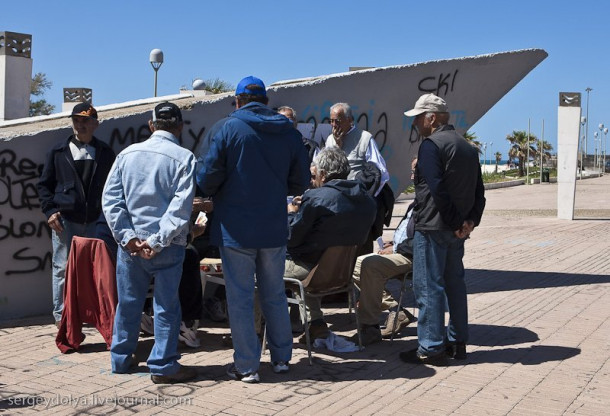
[
  {"left": 599, "top": 124, "right": 605, "bottom": 174},
  {"left": 149, "top": 49, "right": 164, "bottom": 97},
  {"left": 585, "top": 87, "right": 592, "bottom": 160},
  {"left": 603, "top": 127, "right": 608, "bottom": 173},
  {"left": 580, "top": 116, "right": 586, "bottom": 177},
  {"left": 594, "top": 131, "right": 599, "bottom": 172},
  {"left": 489, "top": 141, "right": 493, "bottom": 167},
  {"left": 482, "top": 142, "right": 487, "bottom": 173}
]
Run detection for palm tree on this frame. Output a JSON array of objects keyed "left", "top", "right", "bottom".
[
  {"left": 494, "top": 151, "right": 502, "bottom": 173},
  {"left": 464, "top": 131, "right": 483, "bottom": 154},
  {"left": 506, "top": 130, "right": 537, "bottom": 177},
  {"left": 534, "top": 140, "right": 553, "bottom": 167}
]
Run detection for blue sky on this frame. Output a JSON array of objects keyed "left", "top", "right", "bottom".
[{"left": 3, "top": 0, "right": 609, "bottom": 159}]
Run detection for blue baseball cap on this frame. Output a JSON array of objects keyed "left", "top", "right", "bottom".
[{"left": 235, "top": 76, "right": 266, "bottom": 97}]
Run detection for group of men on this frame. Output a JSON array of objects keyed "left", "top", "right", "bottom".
[{"left": 38, "top": 74, "right": 484, "bottom": 384}]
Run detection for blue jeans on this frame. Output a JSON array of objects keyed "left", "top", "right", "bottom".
[
  {"left": 51, "top": 219, "right": 97, "bottom": 322},
  {"left": 412, "top": 230, "right": 468, "bottom": 356},
  {"left": 111, "top": 244, "right": 185, "bottom": 376},
  {"left": 220, "top": 246, "right": 292, "bottom": 374}
]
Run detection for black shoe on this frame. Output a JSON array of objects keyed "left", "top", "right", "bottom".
[
  {"left": 399, "top": 348, "right": 448, "bottom": 366},
  {"left": 446, "top": 343, "right": 467, "bottom": 360},
  {"left": 151, "top": 365, "right": 197, "bottom": 384}
]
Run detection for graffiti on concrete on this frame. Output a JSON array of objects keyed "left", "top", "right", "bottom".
[{"left": 0, "top": 149, "right": 51, "bottom": 275}]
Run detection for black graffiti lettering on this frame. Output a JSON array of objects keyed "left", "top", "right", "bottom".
[
  {"left": 109, "top": 125, "right": 152, "bottom": 152},
  {"left": 418, "top": 76, "right": 436, "bottom": 93},
  {"left": 408, "top": 125, "right": 421, "bottom": 144},
  {"left": 357, "top": 113, "right": 369, "bottom": 132},
  {"left": 0, "top": 176, "right": 40, "bottom": 210},
  {"left": 417, "top": 69, "right": 459, "bottom": 96},
  {"left": 137, "top": 125, "right": 150, "bottom": 142},
  {"left": 374, "top": 113, "right": 388, "bottom": 151},
  {"left": 0, "top": 149, "right": 41, "bottom": 180},
  {"left": 437, "top": 72, "right": 452, "bottom": 96},
  {"left": 0, "top": 150, "right": 42, "bottom": 211},
  {"left": 6, "top": 247, "right": 52, "bottom": 275},
  {"left": 0, "top": 216, "right": 50, "bottom": 241},
  {"left": 188, "top": 126, "right": 206, "bottom": 152},
  {"left": 110, "top": 127, "right": 134, "bottom": 149}
]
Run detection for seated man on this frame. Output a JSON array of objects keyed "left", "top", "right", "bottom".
[
  {"left": 353, "top": 201, "right": 417, "bottom": 345},
  {"left": 285, "top": 147, "right": 377, "bottom": 340},
  {"left": 353, "top": 158, "right": 419, "bottom": 345}
]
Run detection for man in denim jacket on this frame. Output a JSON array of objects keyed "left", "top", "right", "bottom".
[{"left": 102, "top": 102, "right": 197, "bottom": 384}]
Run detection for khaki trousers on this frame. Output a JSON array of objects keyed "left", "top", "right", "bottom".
[{"left": 353, "top": 253, "right": 412, "bottom": 325}]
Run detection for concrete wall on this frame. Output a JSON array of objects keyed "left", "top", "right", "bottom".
[
  {"left": 0, "top": 55, "right": 32, "bottom": 120},
  {"left": 0, "top": 49, "right": 547, "bottom": 320}
]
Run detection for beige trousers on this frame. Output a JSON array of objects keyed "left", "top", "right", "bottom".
[{"left": 352, "top": 253, "right": 412, "bottom": 325}]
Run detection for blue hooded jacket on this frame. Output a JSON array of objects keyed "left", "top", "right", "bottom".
[{"left": 197, "top": 102, "right": 310, "bottom": 248}]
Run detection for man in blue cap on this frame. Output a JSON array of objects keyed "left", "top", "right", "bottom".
[{"left": 197, "top": 76, "right": 310, "bottom": 383}]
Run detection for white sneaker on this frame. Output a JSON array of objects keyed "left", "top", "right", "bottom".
[
  {"left": 179, "top": 321, "right": 201, "bottom": 348},
  {"left": 272, "top": 361, "right": 290, "bottom": 374},
  {"left": 226, "top": 364, "right": 259, "bottom": 383},
  {"left": 140, "top": 312, "right": 154, "bottom": 335}
]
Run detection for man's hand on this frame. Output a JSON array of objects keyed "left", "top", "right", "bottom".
[
  {"left": 135, "top": 241, "right": 157, "bottom": 259},
  {"left": 191, "top": 223, "right": 206, "bottom": 239},
  {"left": 287, "top": 195, "right": 302, "bottom": 213},
  {"left": 332, "top": 125, "right": 346, "bottom": 145},
  {"left": 377, "top": 247, "right": 394, "bottom": 255},
  {"left": 125, "top": 238, "right": 157, "bottom": 259},
  {"left": 48, "top": 212, "right": 63, "bottom": 233},
  {"left": 193, "top": 197, "right": 213, "bottom": 214},
  {"left": 454, "top": 220, "right": 475, "bottom": 239}
]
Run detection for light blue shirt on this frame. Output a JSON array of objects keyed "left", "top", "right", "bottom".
[
  {"left": 102, "top": 130, "right": 196, "bottom": 252},
  {"left": 393, "top": 208, "right": 413, "bottom": 254}
]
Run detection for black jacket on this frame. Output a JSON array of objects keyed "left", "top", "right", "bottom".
[
  {"left": 38, "top": 136, "right": 115, "bottom": 224},
  {"left": 287, "top": 179, "right": 377, "bottom": 265},
  {"left": 414, "top": 125, "right": 485, "bottom": 231}
]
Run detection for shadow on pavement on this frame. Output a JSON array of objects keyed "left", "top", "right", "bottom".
[{"left": 466, "top": 269, "right": 610, "bottom": 293}]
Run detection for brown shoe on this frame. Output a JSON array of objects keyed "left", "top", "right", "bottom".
[
  {"left": 298, "top": 321, "right": 329, "bottom": 343},
  {"left": 381, "top": 309, "right": 416, "bottom": 338},
  {"left": 151, "top": 365, "right": 197, "bottom": 384}
]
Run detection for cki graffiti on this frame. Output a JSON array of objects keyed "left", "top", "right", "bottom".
[
  {"left": 0, "top": 149, "right": 52, "bottom": 275},
  {"left": 418, "top": 69, "right": 459, "bottom": 96}
]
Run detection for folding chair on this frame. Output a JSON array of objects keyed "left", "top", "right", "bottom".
[
  {"left": 282, "top": 245, "right": 363, "bottom": 365},
  {"left": 390, "top": 269, "right": 414, "bottom": 341}
]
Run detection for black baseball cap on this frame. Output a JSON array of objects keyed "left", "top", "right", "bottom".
[
  {"left": 152, "top": 102, "right": 182, "bottom": 122},
  {"left": 71, "top": 102, "right": 97, "bottom": 119}
]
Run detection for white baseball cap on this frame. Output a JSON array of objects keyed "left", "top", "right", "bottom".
[{"left": 404, "top": 93, "right": 448, "bottom": 117}]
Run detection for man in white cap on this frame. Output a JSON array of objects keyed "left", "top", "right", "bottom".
[{"left": 399, "top": 93, "right": 485, "bottom": 366}]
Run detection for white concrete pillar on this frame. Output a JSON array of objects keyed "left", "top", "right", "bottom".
[
  {"left": 62, "top": 87, "right": 92, "bottom": 113},
  {"left": 557, "top": 92, "right": 581, "bottom": 220},
  {"left": 0, "top": 31, "right": 33, "bottom": 121}
]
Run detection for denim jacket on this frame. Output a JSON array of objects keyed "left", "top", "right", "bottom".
[{"left": 102, "top": 130, "right": 196, "bottom": 252}]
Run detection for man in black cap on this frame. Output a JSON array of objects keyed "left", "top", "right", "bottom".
[
  {"left": 103, "top": 101, "right": 197, "bottom": 384},
  {"left": 38, "top": 103, "right": 115, "bottom": 327}
]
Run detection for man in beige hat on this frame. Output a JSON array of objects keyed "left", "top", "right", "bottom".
[{"left": 399, "top": 93, "right": 485, "bottom": 366}]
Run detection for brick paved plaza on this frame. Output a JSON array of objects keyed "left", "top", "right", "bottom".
[{"left": 1, "top": 176, "right": 609, "bottom": 415}]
